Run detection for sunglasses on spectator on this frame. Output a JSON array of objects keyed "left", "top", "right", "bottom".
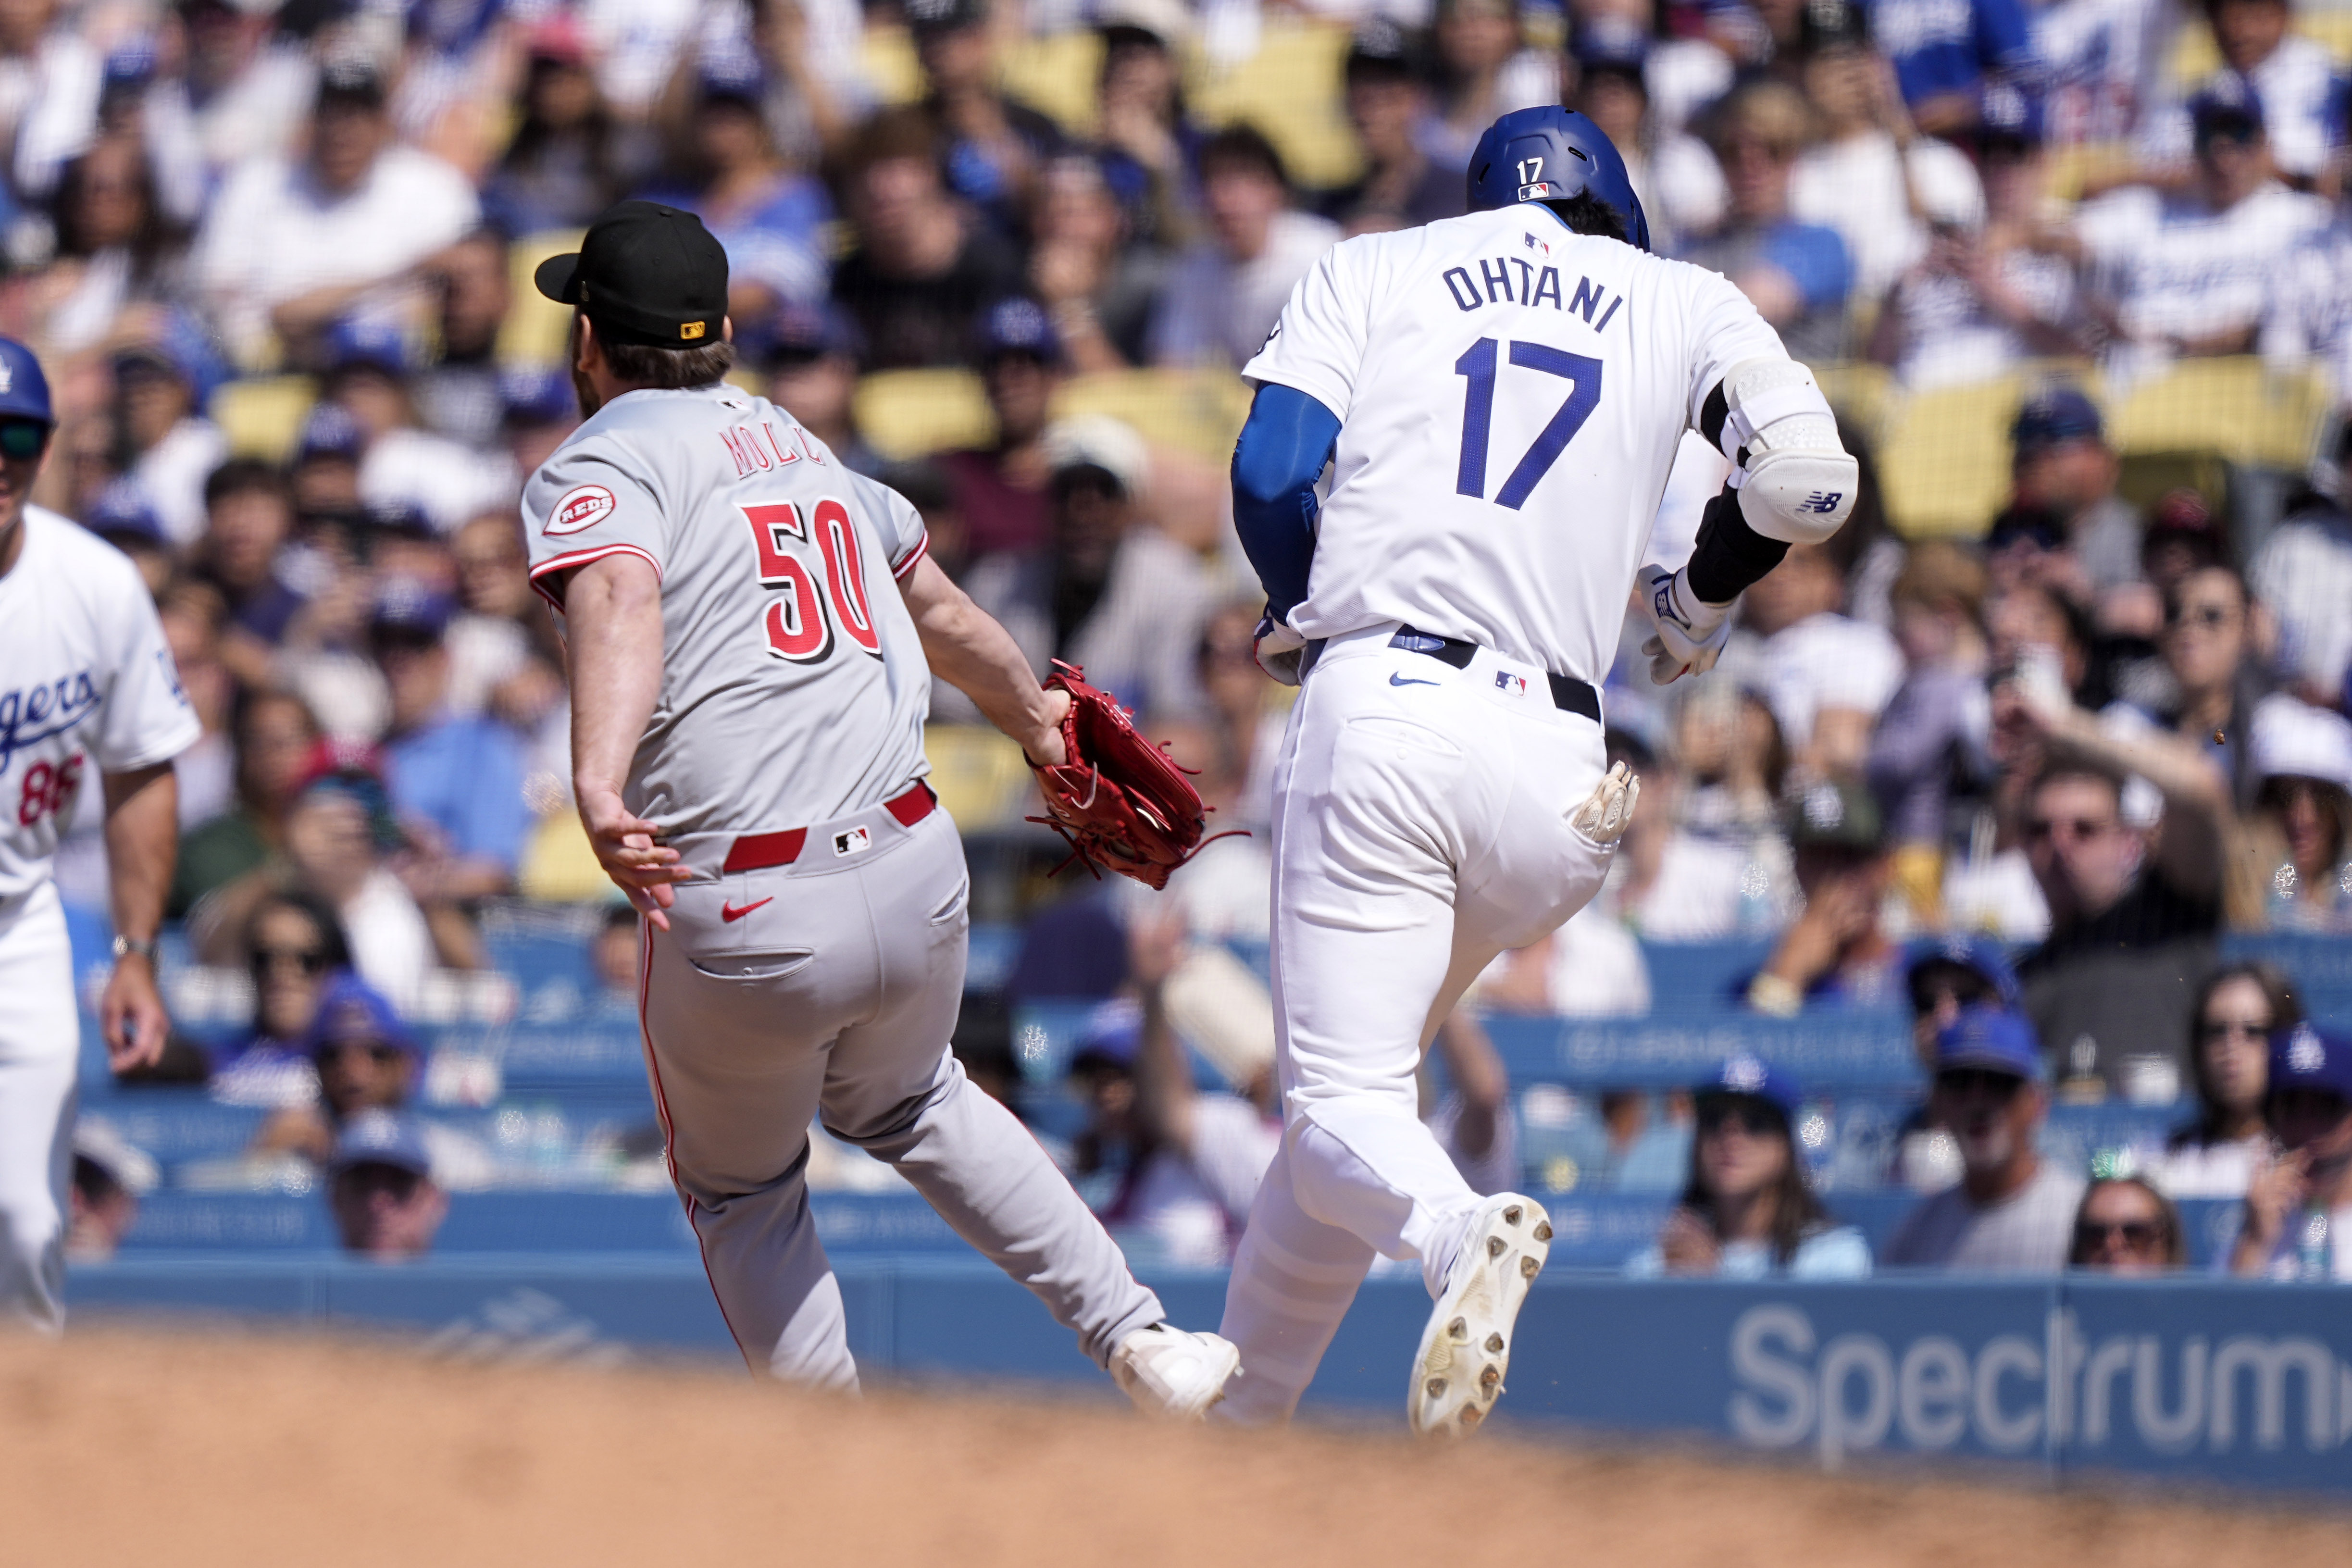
[
  {"left": 2026, "top": 815, "right": 2115, "bottom": 844},
  {"left": 0, "top": 420, "right": 47, "bottom": 460},
  {"left": 250, "top": 945, "right": 328, "bottom": 977},
  {"left": 1695, "top": 1099, "right": 1781, "bottom": 1137},
  {"left": 2199, "top": 1017, "right": 2270, "bottom": 1042},
  {"left": 2075, "top": 1219, "right": 2166, "bottom": 1250},
  {"left": 1935, "top": 1068, "right": 2025, "bottom": 1099},
  {"left": 2166, "top": 603, "right": 2234, "bottom": 631},
  {"left": 318, "top": 1042, "right": 407, "bottom": 1066}
]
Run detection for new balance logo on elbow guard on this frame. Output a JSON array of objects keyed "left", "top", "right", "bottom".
[{"left": 1801, "top": 491, "right": 1844, "bottom": 514}]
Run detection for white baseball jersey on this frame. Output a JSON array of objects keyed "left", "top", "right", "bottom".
[
  {"left": 0, "top": 508, "right": 200, "bottom": 900},
  {"left": 1243, "top": 204, "right": 1786, "bottom": 685},
  {"left": 523, "top": 384, "right": 933, "bottom": 839}
]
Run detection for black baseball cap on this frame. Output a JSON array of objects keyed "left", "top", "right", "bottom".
[{"left": 533, "top": 201, "right": 729, "bottom": 351}]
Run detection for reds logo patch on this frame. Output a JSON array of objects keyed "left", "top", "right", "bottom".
[{"left": 545, "top": 485, "right": 617, "bottom": 536}]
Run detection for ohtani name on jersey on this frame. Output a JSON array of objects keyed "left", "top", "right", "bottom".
[
  {"left": 0, "top": 669, "right": 100, "bottom": 778},
  {"left": 1440, "top": 258, "right": 1623, "bottom": 334},
  {"left": 719, "top": 419, "right": 821, "bottom": 480}
]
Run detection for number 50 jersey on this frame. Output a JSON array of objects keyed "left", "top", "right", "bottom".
[
  {"left": 1243, "top": 205, "right": 1787, "bottom": 687},
  {"left": 523, "top": 384, "right": 933, "bottom": 840}
]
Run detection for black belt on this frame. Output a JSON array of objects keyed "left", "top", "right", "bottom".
[{"left": 1384, "top": 625, "right": 1602, "bottom": 723}]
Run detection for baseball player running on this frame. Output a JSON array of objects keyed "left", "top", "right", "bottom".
[
  {"left": 0, "top": 337, "right": 200, "bottom": 1328},
  {"left": 525, "top": 202, "right": 1236, "bottom": 1411},
  {"left": 1221, "top": 108, "right": 1857, "bottom": 1434}
]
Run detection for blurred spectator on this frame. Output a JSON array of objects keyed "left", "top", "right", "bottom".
[
  {"left": 2228, "top": 1022, "right": 2352, "bottom": 1279},
  {"left": 2067, "top": 1175, "right": 2188, "bottom": 1272},
  {"left": 2247, "top": 426, "right": 2352, "bottom": 708},
  {"left": 150, "top": 0, "right": 314, "bottom": 199},
  {"left": 497, "top": 365, "right": 583, "bottom": 486},
  {"left": 961, "top": 415, "right": 1213, "bottom": 719},
  {"left": 108, "top": 340, "right": 225, "bottom": 548},
  {"left": 1565, "top": 18, "right": 1723, "bottom": 253},
  {"left": 1424, "top": 1010, "right": 1520, "bottom": 1196},
  {"left": 2035, "top": 0, "right": 2180, "bottom": 146},
  {"left": 191, "top": 61, "right": 480, "bottom": 363},
  {"left": 906, "top": 0, "right": 1064, "bottom": 238},
  {"left": 1620, "top": 684, "right": 1794, "bottom": 939},
  {"left": 938, "top": 298, "right": 1059, "bottom": 561},
  {"left": 1029, "top": 151, "right": 1169, "bottom": 372},
  {"left": 1787, "top": 0, "right": 1986, "bottom": 303},
  {"left": 1194, "top": 598, "right": 1286, "bottom": 834},
  {"left": 1474, "top": 901, "right": 1653, "bottom": 1016},
  {"left": 170, "top": 686, "right": 320, "bottom": 918},
  {"left": 1682, "top": 80, "right": 1855, "bottom": 365},
  {"left": 1891, "top": 935, "right": 2022, "bottom": 1189},
  {"left": 0, "top": 0, "right": 98, "bottom": 203},
  {"left": 322, "top": 320, "right": 514, "bottom": 534},
  {"left": 1420, "top": 0, "right": 1557, "bottom": 172},
  {"left": 592, "top": 902, "right": 641, "bottom": 996},
  {"left": 287, "top": 401, "right": 367, "bottom": 523},
  {"left": 638, "top": 59, "right": 830, "bottom": 331},
  {"left": 327, "top": 1109, "right": 450, "bottom": 1260},
  {"left": 1869, "top": 0, "right": 2038, "bottom": 138},
  {"left": 64, "top": 1119, "right": 156, "bottom": 1263},
  {"left": 1866, "top": 542, "right": 1994, "bottom": 921},
  {"left": 153, "top": 574, "right": 236, "bottom": 824},
  {"left": 1867, "top": 84, "right": 2086, "bottom": 388},
  {"left": 2074, "top": 86, "right": 2328, "bottom": 377},
  {"left": 1985, "top": 387, "right": 2143, "bottom": 618},
  {"left": 1148, "top": 126, "right": 1338, "bottom": 370},
  {"left": 1627, "top": 1056, "right": 1872, "bottom": 1278},
  {"left": 412, "top": 229, "right": 514, "bottom": 452},
  {"left": 28, "top": 138, "right": 192, "bottom": 358},
  {"left": 445, "top": 514, "right": 539, "bottom": 721},
  {"left": 762, "top": 301, "right": 873, "bottom": 468},
  {"left": 2240, "top": 695, "right": 2352, "bottom": 930},
  {"left": 1321, "top": 21, "right": 1461, "bottom": 235},
  {"left": 481, "top": 23, "right": 646, "bottom": 236},
  {"left": 83, "top": 485, "right": 174, "bottom": 596},
  {"left": 2154, "top": 960, "right": 2298, "bottom": 1196},
  {"left": 2116, "top": 564, "right": 2265, "bottom": 811},
  {"left": 1090, "top": 0, "right": 1201, "bottom": 248},
  {"left": 1884, "top": 1006, "right": 2083, "bottom": 1270},
  {"left": 2138, "top": 0, "right": 2346, "bottom": 187},
  {"left": 254, "top": 972, "right": 491, "bottom": 1188},
  {"left": 1743, "top": 541, "right": 1904, "bottom": 780},
  {"left": 372, "top": 580, "right": 530, "bottom": 900},
  {"left": 1744, "top": 781, "right": 1901, "bottom": 1015},
  {"left": 831, "top": 109, "right": 1024, "bottom": 370},
  {"left": 2262, "top": 172, "right": 2352, "bottom": 400},
  {"left": 208, "top": 888, "right": 349, "bottom": 1109}
]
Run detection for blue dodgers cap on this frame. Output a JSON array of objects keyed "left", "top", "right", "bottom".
[
  {"left": 1934, "top": 1005, "right": 2043, "bottom": 1081},
  {"left": 1699, "top": 1053, "right": 1801, "bottom": 1121},
  {"left": 1904, "top": 934, "right": 2022, "bottom": 1011},
  {"left": 2271, "top": 1023, "right": 2352, "bottom": 1103},
  {"left": 498, "top": 364, "right": 577, "bottom": 426},
  {"left": 328, "top": 1108, "right": 433, "bottom": 1178},
  {"left": 2012, "top": 386, "right": 2103, "bottom": 455},
  {"left": 2190, "top": 77, "right": 2265, "bottom": 142},
  {"left": 86, "top": 479, "right": 166, "bottom": 544},
  {"left": 976, "top": 296, "right": 1059, "bottom": 363},
  {"left": 0, "top": 336, "right": 55, "bottom": 425},
  {"left": 370, "top": 574, "right": 454, "bottom": 639},
  {"left": 1068, "top": 997, "right": 1142, "bottom": 1073},
  {"left": 303, "top": 971, "right": 420, "bottom": 1060},
  {"left": 1571, "top": 14, "right": 1648, "bottom": 72},
  {"left": 324, "top": 316, "right": 415, "bottom": 378},
  {"left": 295, "top": 402, "right": 367, "bottom": 464},
  {"left": 1978, "top": 80, "right": 2045, "bottom": 147}
]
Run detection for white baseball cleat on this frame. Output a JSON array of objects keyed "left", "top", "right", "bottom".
[
  {"left": 1408, "top": 1194, "right": 1552, "bottom": 1439},
  {"left": 1112, "top": 1324, "right": 1242, "bottom": 1421}
]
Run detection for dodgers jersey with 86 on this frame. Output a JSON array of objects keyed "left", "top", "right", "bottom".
[
  {"left": 523, "top": 383, "right": 933, "bottom": 848},
  {"left": 1243, "top": 201, "right": 1787, "bottom": 683}
]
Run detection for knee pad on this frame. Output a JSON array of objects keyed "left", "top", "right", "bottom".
[{"left": 1712, "top": 358, "right": 1857, "bottom": 546}]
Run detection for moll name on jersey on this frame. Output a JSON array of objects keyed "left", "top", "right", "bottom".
[
  {"left": 1440, "top": 257, "right": 1623, "bottom": 333},
  {"left": 0, "top": 669, "right": 100, "bottom": 778},
  {"left": 719, "top": 419, "right": 819, "bottom": 480}
]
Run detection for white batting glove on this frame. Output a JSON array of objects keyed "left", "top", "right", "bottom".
[
  {"left": 1637, "top": 565, "right": 1734, "bottom": 685},
  {"left": 1570, "top": 762, "right": 1641, "bottom": 845},
  {"left": 1253, "top": 610, "right": 1307, "bottom": 686}
]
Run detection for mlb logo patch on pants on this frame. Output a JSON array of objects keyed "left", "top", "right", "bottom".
[{"left": 833, "top": 826, "right": 872, "bottom": 857}]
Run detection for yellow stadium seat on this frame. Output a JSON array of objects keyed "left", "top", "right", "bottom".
[
  {"left": 854, "top": 369, "right": 996, "bottom": 460},
  {"left": 2172, "top": 13, "right": 2352, "bottom": 85},
  {"left": 1052, "top": 368, "right": 1252, "bottom": 463},
  {"left": 2109, "top": 358, "right": 2329, "bottom": 470},
  {"left": 1810, "top": 361, "right": 1894, "bottom": 450},
  {"left": 501, "top": 229, "right": 585, "bottom": 367},
  {"left": 209, "top": 376, "right": 318, "bottom": 463},
  {"left": 2040, "top": 141, "right": 2133, "bottom": 203},
  {"left": 925, "top": 724, "right": 1034, "bottom": 830},
  {"left": 861, "top": 25, "right": 926, "bottom": 108},
  {"left": 1000, "top": 30, "right": 1105, "bottom": 136},
  {"left": 517, "top": 809, "right": 612, "bottom": 905},
  {"left": 1188, "top": 19, "right": 1363, "bottom": 190},
  {"left": 1873, "top": 374, "right": 2038, "bottom": 539}
]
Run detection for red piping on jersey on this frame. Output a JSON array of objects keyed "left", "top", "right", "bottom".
[
  {"left": 528, "top": 543, "right": 665, "bottom": 610},
  {"left": 636, "top": 917, "right": 756, "bottom": 1373},
  {"left": 890, "top": 534, "right": 930, "bottom": 580}
]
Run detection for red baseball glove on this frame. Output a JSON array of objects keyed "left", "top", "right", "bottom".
[{"left": 1026, "top": 661, "right": 1238, "bottom": 890}]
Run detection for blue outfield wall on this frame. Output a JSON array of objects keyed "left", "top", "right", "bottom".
[{"left": 67, "top": 1258, "right": 2352, "bottom": 1498}]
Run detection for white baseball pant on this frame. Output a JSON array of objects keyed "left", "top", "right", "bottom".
[
  {"left": 640, "top": 801, "right": 1163, "bottom": 1386},
  {"left": 0, "top": 880, "right": 79, "bottom": 1332},
  {"left": 1216, "top": 624, "right": 1614, "bottom": 1424}
]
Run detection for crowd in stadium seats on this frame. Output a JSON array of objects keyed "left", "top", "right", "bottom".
[{"left": 17, "top": 0, "right": 2352, "bottom": 1284}]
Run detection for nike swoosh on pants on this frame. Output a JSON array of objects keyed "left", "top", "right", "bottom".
[{"left": 721, "top": 897, "right": 773, "bottom": 923}]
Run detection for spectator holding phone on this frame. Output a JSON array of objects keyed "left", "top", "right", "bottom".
[{"left": 2228, "top": 1024, "right": 2352, "bottom": 1280}]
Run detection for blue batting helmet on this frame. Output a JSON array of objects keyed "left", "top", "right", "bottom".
[
  {"left": 0, "top": 337, "right": 53, "bottom": 426},
  {"left": 1466, "top": 106, "right": 1651, "bottom": 253}
]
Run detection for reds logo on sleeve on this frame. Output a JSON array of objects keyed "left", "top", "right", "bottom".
[{"left": 545, "top": 484, "right": 617, "bottom": 536}]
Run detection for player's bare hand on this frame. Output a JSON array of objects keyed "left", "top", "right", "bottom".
[
  {"left": 577, "top": 783, "right": 689, "bottom": 930},
  {"left": 100, "top": 953, "right": 169, "bottom": 1074},
  {"left": 1020, "top": 687, "right": 1072, "bottom": 768},
  {"left": 2240, "top": 1146, "right": 2310, "bottom": 1251},
  {"left": 1569, "top": 762, "right": 1640, "bottom": 845},
  {"left": 1637, "top": 566, "right": 1732, "bottom": 684}
]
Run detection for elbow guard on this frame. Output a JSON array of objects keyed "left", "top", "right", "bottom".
[{"left": 1704, "top": 358, "right": 1857, "bottom": 547}]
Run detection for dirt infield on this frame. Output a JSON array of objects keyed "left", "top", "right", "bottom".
[{"left": 0, "top": 1330, "right": 2342, "bottom": 1567}]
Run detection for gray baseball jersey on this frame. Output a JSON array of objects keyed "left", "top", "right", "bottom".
[{"left": 523, "top": 384, "right": 933, "bottom": 840}]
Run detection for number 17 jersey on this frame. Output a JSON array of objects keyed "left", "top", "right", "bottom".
[{"left": 1242, "top": 204, "right": 1786, "bottom": 686}]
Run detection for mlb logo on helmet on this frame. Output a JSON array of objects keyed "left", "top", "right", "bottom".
[{"left": 1495, "top": 672, "right": 1527, "bottom": 696}]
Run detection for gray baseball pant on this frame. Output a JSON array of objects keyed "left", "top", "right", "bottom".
[{"left": 641, "top": 801, "right": 1163, "bottom": 1387}]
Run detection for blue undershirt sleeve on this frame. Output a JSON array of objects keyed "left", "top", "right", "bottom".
[{"left": 1229, "top": 382, "right": 1341, "bottom": 623}]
